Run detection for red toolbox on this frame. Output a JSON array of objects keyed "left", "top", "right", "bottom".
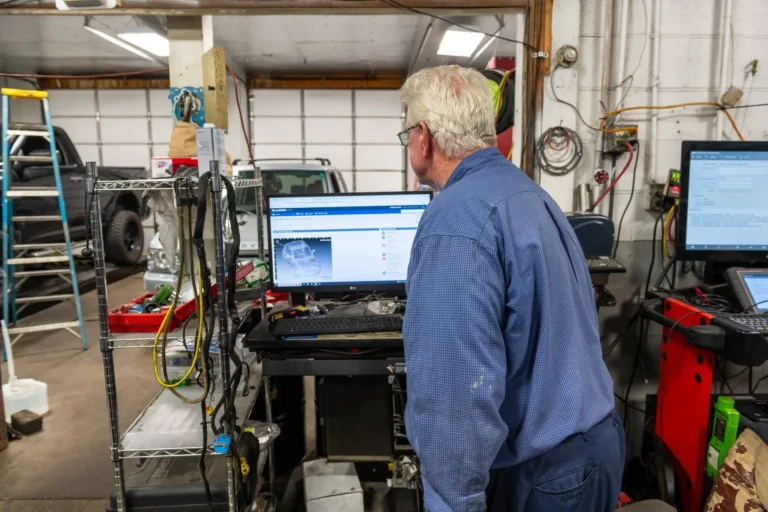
[{"left": 109, "top": 262, "right": 254, "bottom": 333}]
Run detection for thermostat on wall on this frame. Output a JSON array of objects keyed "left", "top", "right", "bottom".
[{"left": 55, "top": 0, "right": 120, "bottom": 9}]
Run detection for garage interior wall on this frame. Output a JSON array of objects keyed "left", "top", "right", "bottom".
[
  {"left": 44, "top": 75, "right": 249, "bottom": 167},
  {"left": 1, "top": 77, "right": 43, "bottom": 124},
  {"left": 250, "top": 89, "right": 406, "bottom": 192},
  {"left": 542, "top": 0, "right": 768, "bottom": 453}
]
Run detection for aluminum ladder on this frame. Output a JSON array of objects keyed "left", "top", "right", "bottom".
[{"left": 1, "top": 88, "right": 86, "bottom": 349}]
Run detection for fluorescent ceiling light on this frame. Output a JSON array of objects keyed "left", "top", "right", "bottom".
[
  {"left": 118, "top": 32, "right": 169, "bottom": 57},
  {"left": 83, "top": 24, "right": 158, "bottom": 63},
  {"left": 437, "top": 29, "right": 485, "bottom": 58}
]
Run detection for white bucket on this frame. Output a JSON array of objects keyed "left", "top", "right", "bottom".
[
  {"left": 1, "top": 320, "right": 49, "bottom": 423},
  {"left": 2, "top": 378, "right": 48, "bottom": 423}
]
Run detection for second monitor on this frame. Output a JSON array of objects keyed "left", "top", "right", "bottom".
[{"left": 267, "top": 192, "right": 432, "bottom": 293}]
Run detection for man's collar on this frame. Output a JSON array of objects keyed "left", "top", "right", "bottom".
[{"left": 443, "top": 147, "right": 504, "bottom": 189}]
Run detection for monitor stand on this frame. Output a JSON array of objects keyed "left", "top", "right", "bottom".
[{"left": 290, "top": 292, "right": 307, "bottom": 307}]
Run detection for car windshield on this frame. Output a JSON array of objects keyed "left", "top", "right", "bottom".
[
  {"left": 232, "top": 169, "right": 329, "bottom": 213},
  {"left": 292, "top": 248, "right": 307, "bottom": 258}
]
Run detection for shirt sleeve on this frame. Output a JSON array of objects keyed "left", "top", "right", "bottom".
[{"left": 403, "top": 234, "right": 508, "bottom": 512}]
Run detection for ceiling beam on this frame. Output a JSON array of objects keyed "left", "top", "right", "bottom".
[
  {"left": 38, "top": 78, "right": 170, "bottom": 89},
  {"left": 0, "top": 0, "right": 524, "bottom": 15},
  {"left": 249, "top": 72, "right": 405, "bottom": 90}
]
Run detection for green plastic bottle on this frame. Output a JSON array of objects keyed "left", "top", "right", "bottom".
[{"left": 706, "top": 396, "right": 740, "bottom": 479}]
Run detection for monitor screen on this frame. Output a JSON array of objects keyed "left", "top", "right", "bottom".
[
  {"left": 743, "top": 274, "right": 768, "bottom": 313},
  {"left": 678, "top": 143, "right": 768, "bottom": 261},
  {"left": 267, "top": 192, "right": 431, "bottom": 292}
]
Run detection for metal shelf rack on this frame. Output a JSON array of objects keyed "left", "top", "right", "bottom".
[{"left": 87, "top": 164, "right": 268, "bottom": 512}]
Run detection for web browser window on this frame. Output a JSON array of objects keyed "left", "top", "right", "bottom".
[
  {"left": 268, "top": 193, "right": 430, "bottom": 289},
  {"left": 686, "top": 151, "right": 768, "bottom": 251}
]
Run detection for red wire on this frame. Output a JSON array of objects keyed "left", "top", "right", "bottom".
[
  {"left": 590, "top": 142, "right": 634, "bottom": 211},
  {"left": 226, "top": 65, "right": 266, "bottom": 210},
  {"left": 667, "top": 211, "right": 676, "bottom": 247},
  {"left": 546, "top": 127, "right": 571, "bottom": 151},
  {"left": 0, "top": 69, "right": 168, "bottom": 80}
]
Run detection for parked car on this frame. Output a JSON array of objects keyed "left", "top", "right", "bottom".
[
  {"left": 1, "top": 126, "right": 147, "bottom": 265},
  {"left": 143, "top": 158, "right": 348, "bottom": 291}
]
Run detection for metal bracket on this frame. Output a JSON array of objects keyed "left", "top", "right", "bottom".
[{"left": 532, "top": 51, "right": 550, "bottom": 59}]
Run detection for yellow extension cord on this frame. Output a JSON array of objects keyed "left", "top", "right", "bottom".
[
  {"left": 152, "top": 206, "right": 205, "bottom": 390},
  {"left": 663, "top": 203, "right": 676, "bottom": 259}
]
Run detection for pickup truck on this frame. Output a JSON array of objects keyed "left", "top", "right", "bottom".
[
  {"left": 3, "top": 126, "right": 147, "bottom": 265},
  {"left": 143, "top": 158, "right": 348, "bottom": 291}
]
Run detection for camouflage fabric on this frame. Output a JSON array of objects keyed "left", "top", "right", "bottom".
[{"left": 704, "top": 429, "right": 768, "bottom": 512}]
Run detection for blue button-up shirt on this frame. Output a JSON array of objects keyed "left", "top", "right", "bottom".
[{"left": 403, "top": 147, "right": 615, "bottom": 512}]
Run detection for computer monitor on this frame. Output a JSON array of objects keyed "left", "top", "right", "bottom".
[
  {"left": 677, "top": 141, "right": 768, "bottom": 262},
  {"left": 267, "top": 192, "right": 432, "bottom": 293}
]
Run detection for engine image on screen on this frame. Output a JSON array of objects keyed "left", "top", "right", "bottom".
[{"left": 268, "top": 193, "right": 431, "bottom": 291}]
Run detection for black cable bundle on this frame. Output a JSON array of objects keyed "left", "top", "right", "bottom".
[{"left": 194, "top": 172, "right": 254, "bottom": 503}]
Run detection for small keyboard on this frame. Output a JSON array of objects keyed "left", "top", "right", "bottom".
[
  {"left": 722, "top": 314, "right": 768, "bottom": 334},
  {"left": 274, "top": 315, "right": 404, "bottom": 337},
  {"left": 587, "top": 257, "right": 626, "bottom": 274}
]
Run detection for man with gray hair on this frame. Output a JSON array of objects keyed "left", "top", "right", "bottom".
[{"left": 400, "top": 65, "right": 623, "bottom": 511}]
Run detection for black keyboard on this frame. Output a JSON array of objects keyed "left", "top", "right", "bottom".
[
  {"left": 274, "top": 315, "right": 404, "bottom": 337},
  {"left": 722, "top": 314, "right": 768, "bottom": 334}
]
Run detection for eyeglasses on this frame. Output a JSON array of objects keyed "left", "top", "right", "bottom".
[{"left": 397, "top": 124, "right": 419, "bottom": 147}]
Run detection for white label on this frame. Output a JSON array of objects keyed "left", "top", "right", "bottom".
[{"left": 708, "top": 445, "right": 720, "bottom": 469}]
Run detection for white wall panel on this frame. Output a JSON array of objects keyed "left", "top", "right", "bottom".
[
  {"left": 355, "top": 118, "right": 402, "bottom": 144},
  {"left": 48, "top": 90, "right": 96, "bottom": 117},
  {"left": 252, "top": 144, "right": 303, "bottom": 160},
  {"left": 355, "top": 91, "right": 402, "bottom": 117},
  {"left": 100, "top": 117, "right": 149, "bottom": 144},
  {"left": 355, "top": 171, "right": 403, "bottom": 192},
  {"left": 102, "top": 145, "right": 150, "bottom": 168},
  {"left": 545, "top": 0, "right": 768, "bottom": 238},
  {"left": 252, "top": 117, "right": 302, "bottom": 144},
  {"left": 249, "top": 88, "right": 405, "bottom": 192},
  {"left": 305, "top": 117, "right": 352, "bottom": 144},
  {"left": 77, "top": 144, "right": 100, "bottom": 165},
  {"left": 304, "top": 90, "right": 352, "bottom": 116},
  {"left": 356, "top": 145, "right": 403, "bottom": 171},
  {"left": 150, "top": 117, "right": 175, "bottom": 145},
  {"left": 251, "top": 90, "right": 301, "bottom": 116},
  {"left": 98, "top": 90, "right": 147, "bottom": 116},
  {"left": 54, "top": 117, "right": 98, "bottom": 144},
  {"left": 152, "top": 144, "right": 169, "bottom": 158},
  {"left": 306, "top": 145, "right": 352, "bottom": 171},
  {"left": 340, "top": 172, "right": 353, "bottom": 190},
  {"left": 149, "top": 90, "right": 171, "bottom": 115}
]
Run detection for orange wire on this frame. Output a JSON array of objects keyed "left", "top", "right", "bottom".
[{"left": 601, "top": 102, "right": 745, "bottom": 141}]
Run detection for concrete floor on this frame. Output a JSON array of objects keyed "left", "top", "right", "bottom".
[{"left": 0, "top": 275, "right": 157, "bottom": 511}]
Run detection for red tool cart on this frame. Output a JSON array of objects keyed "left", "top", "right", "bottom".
[
  {"left": 643, "top": 297, "right": 768, "bottom": 511},
  {"left": 108, "top": 261, "right": 255, "bottom": 333}
]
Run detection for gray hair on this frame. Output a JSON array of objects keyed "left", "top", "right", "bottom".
[{"left": 400, "top": 65, "right": 496, "bottom": 159}]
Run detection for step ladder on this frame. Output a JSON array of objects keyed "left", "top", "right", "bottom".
[{"left": 1, "top": 88, "right": 86, "bottom": 349}]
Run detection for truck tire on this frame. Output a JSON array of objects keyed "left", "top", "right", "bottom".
[{"left": 105, "top": 210, "right": 144, "bottom": 266}]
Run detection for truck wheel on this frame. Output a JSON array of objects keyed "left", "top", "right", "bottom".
[{"left": 105, "top": 210, "right": 144, "bottom": 265}]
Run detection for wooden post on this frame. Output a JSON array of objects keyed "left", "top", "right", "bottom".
[{"left": 0, "top": 360, "right": 8, "bottom": 452}]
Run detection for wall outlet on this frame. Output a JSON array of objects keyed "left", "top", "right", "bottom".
[{"left": 648, "top": 183, "right": 665, "bottom": 211}]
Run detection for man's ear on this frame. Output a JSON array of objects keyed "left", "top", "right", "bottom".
[{"left": 418, "top": 121, "right": 431, "bottom": 159}]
